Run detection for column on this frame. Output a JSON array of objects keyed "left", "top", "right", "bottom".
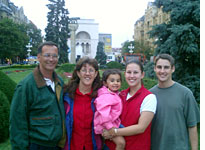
[{"left": 69, "top": 23, "right": 79, "bottom": 64}]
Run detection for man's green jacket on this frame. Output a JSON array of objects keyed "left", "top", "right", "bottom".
[{"left": 10, "top": 66, "right": 66, "bottom": 150}]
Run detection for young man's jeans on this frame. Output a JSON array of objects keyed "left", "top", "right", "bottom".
[{"left": 29, "top": 143, "right": 61, "bottom": 150}]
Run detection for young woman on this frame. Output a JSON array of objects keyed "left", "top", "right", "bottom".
[
  {"left": 94, "top": 69, "right": 125, "bottom": 150},
  {"left": 103, "top": 59, "right": 157, "bottom": 150},
  {"left": 63, "top": 57, "right": 102, "bottom": 150}
]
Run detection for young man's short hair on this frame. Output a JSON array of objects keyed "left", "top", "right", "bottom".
[{"left": 154, "top": 54, "right": 175, "bottom": 67}]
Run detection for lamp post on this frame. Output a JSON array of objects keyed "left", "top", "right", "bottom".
[
  {"left": 68, "top": 17, "right": 80, "bottom": 64},
  {"left": 128, "top": 43, "right": 134, "bottom": 54},
  {"left": 26, "top": 42, "right": 32, "bottom": 63}
]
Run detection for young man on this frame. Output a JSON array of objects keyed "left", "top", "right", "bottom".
[
  {"left": 150, "top": 53, "right": 200, "bottom": 150},
  {"left": 10, "top": 41, "right": 66, "bottom": 150}
]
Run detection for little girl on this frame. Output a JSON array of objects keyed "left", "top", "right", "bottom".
[{"left": 94, "top": 69, "right": 125, "bottom": 150}]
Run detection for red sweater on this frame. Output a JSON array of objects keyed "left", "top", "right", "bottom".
[
  {"left": 70, "top": 88, "right": 93, "bottom": 150},
  {"left": 105, "top": 85, "right": 152, "bottom": 150}
]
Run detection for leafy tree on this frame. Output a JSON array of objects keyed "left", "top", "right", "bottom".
[
  {"left": 0, "top": 18, "right": 43, "bottom": 63},
  {"left": 45, "top": 0, "right": 70, "bottom": 63},
  {"left": 95, "top": 42, "right": 106, "bottom": 65},
  {"left": 134, "top": 41, "right": 154, "bottom": 60},
  {"left": 0, "top": 18, "right": 28, "bottom": 63},
  {"left": 149, "top": 0, "right": 200, "bottom": 102}
]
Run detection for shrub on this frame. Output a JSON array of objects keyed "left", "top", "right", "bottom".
[
  {"left": 143, "top": 77, "right": 158, "bottom": 89},
  {"left": 178, "top": 75, "right": 200, "bottom": 104},
  {"left": 120, "top": 74, "right": 128, "bottom": 91},
  {"left": 144, "top": 61, "right": 156, "bottom": 79},
  {"left": 106, "top": 61, "right": 124, "bottom": 70},
  {"left": 120, "top": 74, "right": 157, "bottom": 91},
  {"left": 0, "top": 64, "right": 37, "bottom": 70},
  {"left": 0, "top": 71, "right": 17, "bottom": 103},
  {"left": 0, "top": 90, "right": 10, "bottom": 143},
  {"left": 57, "top": 63, "right": 76, "bottom": 73}
]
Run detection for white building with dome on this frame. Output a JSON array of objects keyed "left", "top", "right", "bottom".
[{"left": 68, "top": 19, "right": 99, "bottom": 61}]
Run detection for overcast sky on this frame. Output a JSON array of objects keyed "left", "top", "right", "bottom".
[{"left": 11, "top": 0, "right": 154, "bottom": 47}]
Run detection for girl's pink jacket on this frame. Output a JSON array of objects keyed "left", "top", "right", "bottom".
[{"left": 94, "top": 86, "right": 122, "bottom": 134}]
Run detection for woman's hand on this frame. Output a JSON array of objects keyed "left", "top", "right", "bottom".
[{"left": 102, "top": 128, "right": 116, "bottom": 139}]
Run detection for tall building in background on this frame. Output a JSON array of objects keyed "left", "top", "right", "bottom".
[
  {"left": 134, "top": 2, "right": 170, "bottom": 49},
  {"left": 0, "top": 0, "right": 28, "bottom": 24},
  {"left": 99, "top": 33, "right": 112, "bottom": 54}
]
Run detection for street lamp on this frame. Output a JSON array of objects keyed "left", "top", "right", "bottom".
[
  {"left": 26, "top": 42, "right": 32, "bottom": 63},
  {"left": 128, "top": 43, "right": 134, "bottom": 54}
]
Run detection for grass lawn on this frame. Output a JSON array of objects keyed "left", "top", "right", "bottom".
[
  {"left": 6, "top": 69, "right": 33, "bottom": 83},
  {"left": 0, "top": 67, "right": 201, "bottom": 150}
]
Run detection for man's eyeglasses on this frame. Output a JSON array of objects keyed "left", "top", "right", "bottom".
[{"left": 42, "top": 53, "right": 59, "bottom": 59}]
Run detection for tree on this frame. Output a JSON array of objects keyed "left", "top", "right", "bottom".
[
  {"left": 0, "top": 18, "right": 28, "bottom": 63},
  {"left": 149, "top": 0, "right": 200, "bottom": 102},
  {"left": 95, "top": 42, "right": 106, "bottom": 65},
  {"left": 0, "top": 18, "right": 43, "bottom": 64},
  {"left": 45, "top": 0, "right": 70, "bottom": 63},
  {"left": 134, "top": 41, "right": 154, "bottom": 60}
]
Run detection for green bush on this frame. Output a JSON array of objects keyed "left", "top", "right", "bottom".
[
  {"left": 120, "top": 73, "right": 157, "bottom": 91},
  {"left": 106, "top": 61, "right": 124, "bottom": 70},
  {"left": 0, "top": 71, "right": 17, "bottom": 103},
  {"left": 0, "top": 64, "right": 37, "bottom": 70},
  {"left": 143, "top": 78, "right": 158, "bottom": 89},
  {"left": 144, "top": 61, "right": 156, "bottom": 79},
  {"left": 178, "top": 75, "right": 200, "bottom": 104},
  {"left": 0, "top": 90, "right": 10, "bottom": 143},
  {"left": 57, "top": 63, "right": 76, "bottom": 73}
]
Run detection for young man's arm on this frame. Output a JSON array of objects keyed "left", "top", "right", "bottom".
[{"left": 188, "top": 125, "right": 198, "bottom": 150}]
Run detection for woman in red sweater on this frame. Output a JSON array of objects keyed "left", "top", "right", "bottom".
[
  {"left": 63, "top": 57, "right": 102, "bottom": 150},
  {"left": 103, "top": 59, "right": 157, "bottom": 150}
]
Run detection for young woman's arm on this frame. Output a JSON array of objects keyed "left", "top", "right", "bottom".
[{"left": 103, "top": 111, "right": 154, "bottom": 138}]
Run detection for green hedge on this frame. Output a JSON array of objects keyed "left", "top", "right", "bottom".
[
  {"left": 56, "top": 63, "right": 76, "bottom": 73},
  {"left": 144, "top": 61, "right": 156, "bottom": 79},
  {"left": 106, "top": 61, "right": 124, "bottom": 70},
  {"left": 0, "top": 90, "right": 10, "bottom": 143},
  {"left": 143, "top": 78, "right": 158, "bottom": 89},
  {"left": 120, "top": 74, "right": 157, "bottom": 91},
  {"left": 0, "top": 64, "right": 37, "bottom": 70},
  {"left": 0, "top": 71, "right": 17, "bottom": 103}
]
